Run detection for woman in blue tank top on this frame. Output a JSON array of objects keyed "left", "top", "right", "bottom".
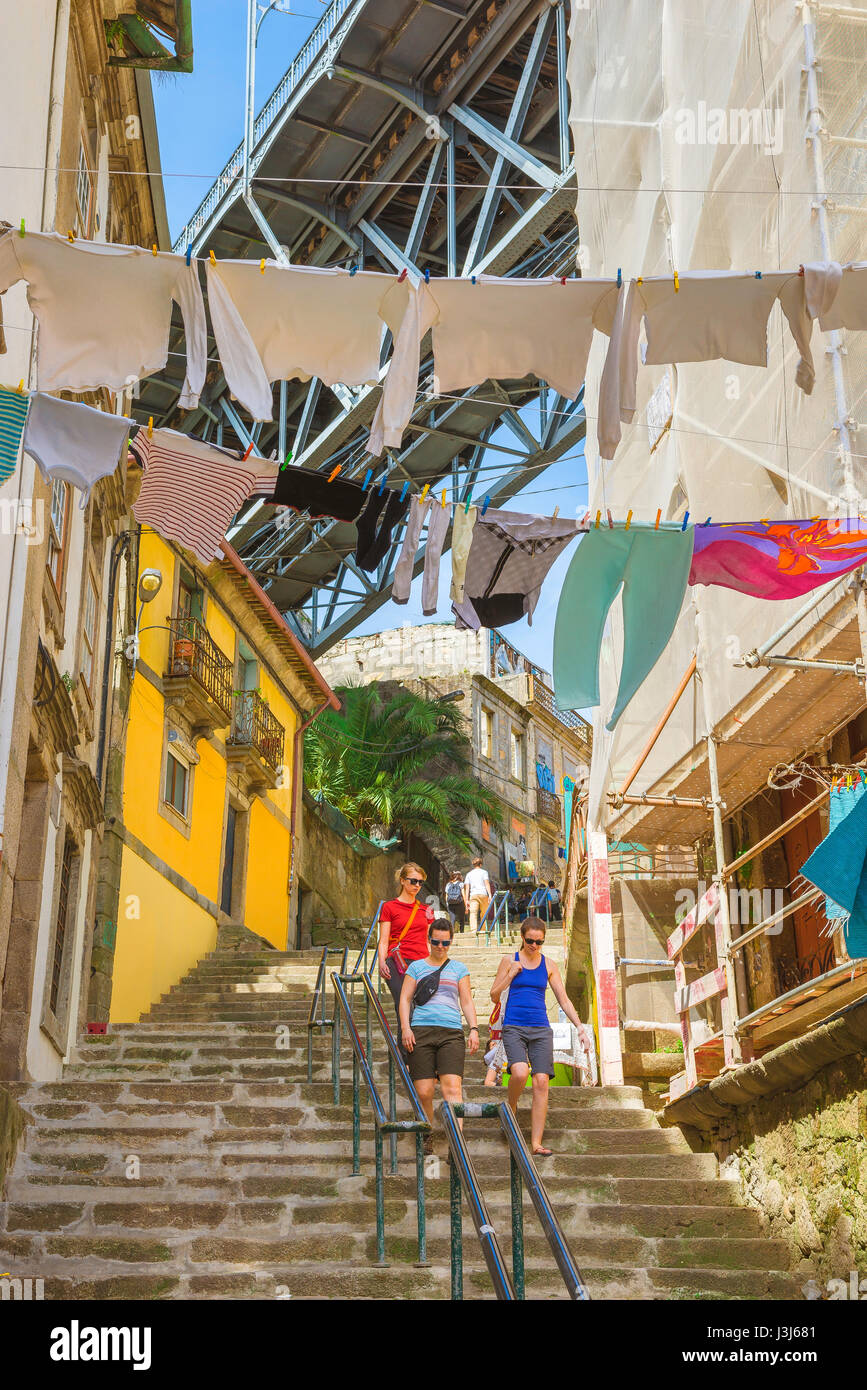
[{"left": 490, "top": 915, "right": 584, "bottom": 1156}]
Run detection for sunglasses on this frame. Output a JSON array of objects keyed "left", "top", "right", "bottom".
[
  {"left": 525, "top": 937, "right": 544, "bottom": 946},
  {"left": 406, "top": 877, "right": 424, "bottom": 886},
  {"left": 431, "top": 938, "right": 451, "bottom": 948}
]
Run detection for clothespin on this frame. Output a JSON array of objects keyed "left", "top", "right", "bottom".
[
  {"left": 625, "top": 509, "right": 633, "bottom": 531},
  {"left": 421, "top": 482, "right": 430, "bottom": 501},
  {"left": 186, "top": 245, "right": 193, "bottom": 266},
  {"left": 681, "top": 510, "right": 690, "bottom": 530},
  {"left": 673, "top": 270, "right": 679, "bottom": 293},
  {"left": 754, "top": 271, "right": 762, "bottom": 279},
  {"left": 147, "top": 416, "right": 153, "bottom": 438},
  {"left": 397, "top": 268, "right": 408, "bottom": 283},
  {"left": 19, "top": 219, "right": 25, "bottom": 238},
  {"left": 703, "top": 516, "right": 712, "bottom": 526},
  {"left": 798, "top": 265, "right": 804, "bottom": 276},
  {"left": 17, "top": 380, "right": 25, "bottom": 395},
  {"left": 464, "top": 494, "right": 473, "bottom": 515},
  {"left": 378, "top": 473, "right": 387, "bottom": 495},
  {"left": 594, "top": 510, "right": 601, "bottom": 529},
  {"left": 400, "top": 480, "right": 410, "bottom": 501},
  {"left": 279, "top": 454, "right": 293, "bottom": 471},
  {"left": 847, "top": 773, "right": 853, "bottom": 789},
  {"left": 579, "top": 511, "right": 590, "bottom": 526},
  {"left": 424, "top": 268, "right": 430, "bottom": 283},
  {"left": 328, "top": 465, "right": 342, "bottom": 482},
  {"left": 209, "top": 250, "right": 216, "bottom": 266},
  {"left": 481, "top": 495, "right": 490, "bottom": 516},
  {"left": 552, "top": 506, "right": 560, "bottom": 520},
  {"left": 349, "top": 264, "right": 358, "bottom": 276},
  {"left": 607, "top": 509, "right": 614, "bottom": 529},
  {"left": 260, "top": 259, "right": 265, "bottom": 274},
  {"left": 152, "top": 244, "right": 158, "bottom": 256},
  {"left": 616, "top": 268, "right": 622, "bottom": 288},
  {"left": 242, "top": 443, "right": 254, "bottom": 461},
  {"left": 67, "top": 230, "right": 74, "bottom": 242},
  {"left": 654, "top": 509, "right": 661, "bottom": 530},
  {"left": 560, "top": 276, "right": 567, "bottom": 286},
  {"left": 362, "top": 468, "right": 372, "bottom": 491},
  {"left": 637, "top": 276, "right": 643, "bottom": 285},
  {"left": 441, "top": 489, "right": 447, "bottom": 509},
  {"left": 471, "top": 276, "right": 476, "bottom": 285}
]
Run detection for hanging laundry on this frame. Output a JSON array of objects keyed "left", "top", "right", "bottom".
[
  {"left": 354, "top": 486, "right": 409, "bottom": 572},
  {"left": 553, "top": 527, "right": 694, "bottom": 730},
  {"left": 452, "top": 508, "right": 582, "bottom": 631},
  {"left": 0, "top": 385, "right": 30, "bottom": 483},
  {"left": 814, "top": 261, "right": 867, "bottom": 332},
  {"left": 799, "top": 789, "right": 867, "bottom": 959},
  {"left": 824, "top": 775, "right": 867, "bottom": 920},
  {"left": 22, "top": 393, "right": 131, "bottom": 507},
  {"left": 367, "top": 275, "right": 619, "bottom": 456},
  {"left": 689, "top": 518, "right": 867, "bottom": 600},
  {"left": 206, "top": 259, "right": 419, "bottom": 424},
  {"left": 130, "top": 428, "right": 278, "bottom": 567},
  {"left": 598, "top": 270, "right": 815, "bottom": 460},
  {"left": 271, "top": 464, "right": 366, "bottom": 522},
  {"left": 450, "top": 503, "right": 477, "bottom": 604},
  {"left": 0, "top": 230, "right": 206, "bottom": 407},
  {"left": 802, "top": 261, "right": 843, "bottom": 322},
  {"left": 392, "top": 495, "right": 451, "bottom": 613}
]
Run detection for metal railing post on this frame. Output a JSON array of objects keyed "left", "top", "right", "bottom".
[
  {"left": 332, "top": 993, "right": 341, "bottom": 1106},
  {"left": 415, "top": 1133, "right": 428, "bottom": 1266},
  {"left": 374, "top": 1129, "right": 387, "bottom": 1265},
  {"left": 388, "top": 1053, "right": 398, "bottom": 1175},
  {"left": 449, "top": 1155, "right": 463, "bottom": 1300},
  {"left": 352, "top": 1050, "right": 361, "bottom": 1175},
  {"left": 510, "top": 1152, "right": 525, "bottom": 1299}
]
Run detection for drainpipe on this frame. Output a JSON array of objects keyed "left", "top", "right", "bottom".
[{"left": 0, "top": 0, "right": 70, "bottom": 867}]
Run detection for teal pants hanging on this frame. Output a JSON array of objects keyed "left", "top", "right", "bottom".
[{"left": 553, "top": 527, "right": 694, "bottom": 729}]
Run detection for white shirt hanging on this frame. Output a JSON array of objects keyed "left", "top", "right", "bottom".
[{"left": 0, "top": 231, "right": 206, "bottom": 407}]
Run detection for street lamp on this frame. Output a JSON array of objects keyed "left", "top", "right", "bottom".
[{"left": 131, "top": 568, "right": 163, "bottom": 680}]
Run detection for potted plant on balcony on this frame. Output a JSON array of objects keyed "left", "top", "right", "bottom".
[{"left": 172, "top": 634, "right": 196, "bottom": 676}]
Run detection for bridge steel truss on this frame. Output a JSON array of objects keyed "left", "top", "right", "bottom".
[{"left": 134, "top": 0, "right": 585, "bottom": 657}]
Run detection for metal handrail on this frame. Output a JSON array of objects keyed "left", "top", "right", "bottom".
[
  {"left": 479, "top": 890, "right": 510, "bottom": 945},
  {"left": 331, "top": 967, "right": 430, "bottom": 1265},
  {"left": 350, "top": 900, "right": 384, "bottom": 977},
  {"left": 306, "top": 945, "right": 347, "bottom": 1081},
  {"left": 441, "top": 1099, "right": 590, "bottom": 1301}
]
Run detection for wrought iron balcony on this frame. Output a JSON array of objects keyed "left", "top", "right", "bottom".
[
  {"left": 228, "top": 689, "right": 285, "bottom": 772},
  {"left": 166, "top": 617, "right": 233, "bottom": 722},
  {"left": 536, "top": 788, "right": 562, "bottom": 826}
]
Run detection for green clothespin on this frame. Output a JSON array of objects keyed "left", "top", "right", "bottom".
[
  {"left": 464, "top": 494, "right": 473, "bottom": 514},
  {"left": 279, "top": 453, "right": 293, "bottom": 472},
  {"left": 19, "top": 218, "right": 25, "bottom": 238}
]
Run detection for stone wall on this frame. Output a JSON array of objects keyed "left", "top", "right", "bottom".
[
  {"left": 665, "top": 997, "right": 867, "bottom": 1287},
  {"left": 296, "top": 799, "right": 405, "bottom": 949},
  {"left": 0, "top": 1084, "right": 26, "bottom": 1198}
]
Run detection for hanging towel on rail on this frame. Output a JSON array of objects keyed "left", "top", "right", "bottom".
[
  {"left": 0, "top": 230, "right": 207, "bottom": 406},
  {"left": 131, "top": 428, "right": 278, "bottom": 566},
  {"left": 23, "top": 392, "right": 131, "bottom": 507},
  {"left": 553, "top": 526, "right": 694, "bottom": 730},
  {"left": 206, "top": 259, "right": 419, "bottom": 425}
]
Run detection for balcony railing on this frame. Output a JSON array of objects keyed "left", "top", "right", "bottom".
[
  {"left": 529, "top": 675, "right": 593, "bottom": 751},
  {"left": 167, "top": 617, "right": 233, "bottom": 719},
  {"left": 228, "top": 689, "right": 285, "bottom": 771},
  {"left": 536, "top": 788, "right": 562, "bottom": 826}
]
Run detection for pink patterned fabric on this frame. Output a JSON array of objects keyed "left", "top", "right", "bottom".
[{"left": 689, "top": 518, "right": 867, "bottom": 600}]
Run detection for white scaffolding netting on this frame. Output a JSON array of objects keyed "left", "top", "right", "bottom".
[{"left": 566, "top": 0, "right": 867, "bottom": 828}]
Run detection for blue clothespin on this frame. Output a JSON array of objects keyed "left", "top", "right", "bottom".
[
  {"left": 350, "top": 264, "right": 358, "bottom": 276},
  {"left": 481, "top": 495, "right": 490, "bottom": 516},
  {"left": 400, "top": 480, "right": 410, "bottom": 501},
  {"left": 681, "top": 511, "right": 690, "bottom": 531},
  {"left": 424, "top": 267, "right": 430, "bottom": 283},
  {"left": 616, "top": 268, "right": 621, "bottom": 287},
  {"left": 703, "top": 516, "right": 712, "bottom": 526},
  {"left": 754, "top": 271, "right": 762, "bottom": 279},
  {"left": 471, "top": 276, "right": 476, "bottom": 285},
  {"left": 185, "top": 245, "right": 193, "bottom": 266},
  {"left": 378, "top": 472, "right": 387, "bottom": 495},
  {"left": 362, "top": 468, "right": 372, "bottom": 491}
]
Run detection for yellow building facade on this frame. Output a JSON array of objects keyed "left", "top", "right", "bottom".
[{"left": 110, "top": 531, "right": 338, "bottom": 1022}]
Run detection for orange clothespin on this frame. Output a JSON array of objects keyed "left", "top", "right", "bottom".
[
  {"left": 209, "top": 250, "right": 216, "bottom": 266},
  {"left": 625, "top": 509, "right": 633, "bottom": 531},
  {"left": 673, "top": 270, "right": 679, "bottom": 292},
  {"left": 242, "top": 443, "right": 254, "bottom": 461},
  {"left": 152, "top": 244, "right": 158, "bottom": 256},
  {"left": 654, "top": 509, "right": 662, "bottom": 530},
  {"left": 147, "top": 416, "right": 153, "bottom": 438},
  {"left": 327, "top": 465, "right": 342, "bottom": 482},
  {"left": 594, "top": 510, "right": 601, "bottom": 529},
  {"left": 260, "top": 259, "right": 265, "bottom": 274}
]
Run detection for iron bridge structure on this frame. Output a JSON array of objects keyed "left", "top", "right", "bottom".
[{"left": 134, "top": 0, "right": 585, "bottom": 657}]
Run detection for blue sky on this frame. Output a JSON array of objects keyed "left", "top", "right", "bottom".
[{"left": 152, "top": 1, "right": 587, "bottom": 672}]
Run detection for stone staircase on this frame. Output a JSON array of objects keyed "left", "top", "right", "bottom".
[{"left": 0, "top": 933, "right": 797, "bottom": 1299}]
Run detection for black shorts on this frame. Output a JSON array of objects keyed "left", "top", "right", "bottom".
[
  {"left": 502, "top": 1024, "right": 555, "bottom": 1078},
  {"left": 407, "top": 1026, "right": 466, "bottom": 1081}
]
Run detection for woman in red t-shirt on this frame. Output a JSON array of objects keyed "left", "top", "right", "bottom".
[{"left": 378, "top": 862, "right": 434, "bottom": 1040}]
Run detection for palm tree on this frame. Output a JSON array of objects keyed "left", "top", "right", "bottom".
[{"left": 304, "top": 683, "right": 504, "bottom": 851}]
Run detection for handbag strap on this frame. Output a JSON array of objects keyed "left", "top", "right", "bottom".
[{"left": 387, "top": 899, "right": 420, "bottom": 954}]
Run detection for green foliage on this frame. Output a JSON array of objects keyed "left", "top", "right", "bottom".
[{"left": 304, "top": 684, "right": 504, "bottom": 851}]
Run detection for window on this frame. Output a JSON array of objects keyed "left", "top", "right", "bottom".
[
  {"left": 49, "top": 833, "right": 76, "bottom": 1016},
  {"left": 510, "top": 729, "right": 524, "bottom": 781},
  {"left": 80, "top": 573, "right": 98, "bottom": 692},
  {"left": 47, "top": 478, "right": 69, "bottom": 589},
  {"left": 75, "top": 138, "right": 94, "bottom": 236},
  {"left": 177, "top": 567, "right": 204, "bottom": 631},
  {"left": 164, "top": 751, "right": 189, "bottom": 817},
  {"left": 481, "top": 707, "right": 494, "bottom": 759}
]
